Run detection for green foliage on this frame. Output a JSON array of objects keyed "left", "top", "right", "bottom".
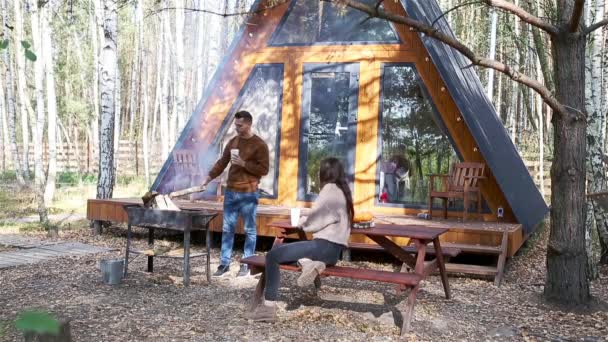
[
  {"left": 20, "top": 40, "right": 31, "bottom": 49},
  {"left": 25, "top": 49, "right": 37, "bottom": 62},
  {"left": 14, "top": 311, "right": 60, "bottom": 336},
  {"left": 0, "top": 171, "right": 17, "bottom": 182},
  {"left": 57, "top": 172, "right": 96, "bottom": 186},
  {"left": 0, "top": 39, "right": 8, "bottom": 49}
]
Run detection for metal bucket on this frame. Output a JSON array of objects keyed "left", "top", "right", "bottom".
[{"left": 100, "top": 259, "right": 124, "bottom": 285}]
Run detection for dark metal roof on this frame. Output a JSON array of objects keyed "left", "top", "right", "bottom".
[{"left": 402, "top": 0, "right": 548, "bottom": 233}]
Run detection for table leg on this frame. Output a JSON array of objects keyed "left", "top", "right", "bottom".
[
  {"left": 366, "top": 234, "right": 417, "bottom": 269},
  {"left": 401, "top": 284, "right": 420, "bottom": 335},
  {"left": 432, "top": 238, "right": 451, "bottom": 299},
  {"left": 147, "top": 228, "right": 154, "bottom": 273},
  {"left": 124, "top": 224, "right": 132, "bottom": 277},
  {"left": 206, "top": 227, "right": 211, "bottom": 283},
  {"left": 272, "top": 228, "right": 287, "bottom": 248},
  {"left": 184, "top": 228, "right": 191, "bottom": 287}
]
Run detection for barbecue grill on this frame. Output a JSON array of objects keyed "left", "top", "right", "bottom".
[{"left": 123, "top": 204, "right": 218, "bottom": 286}]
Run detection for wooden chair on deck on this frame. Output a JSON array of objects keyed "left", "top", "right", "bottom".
[
  {"left": 172, "top": 149, "right": 222, "bottom": 199},
  {"left": 428, "top": 162, "right": 485, "bottom": 220}
]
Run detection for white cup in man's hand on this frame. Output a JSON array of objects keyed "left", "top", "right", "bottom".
[
  {"left": 290, "top": 208, "right": 301, "bottom": 227},
  {"left": 230, "top": 149, "right": 239, "bottom": 160}
]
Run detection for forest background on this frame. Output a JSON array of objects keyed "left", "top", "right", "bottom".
[{"left": 0, "top": 0, "right": 607, "bottom": 281}]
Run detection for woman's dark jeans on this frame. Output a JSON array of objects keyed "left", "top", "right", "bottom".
[{"left": 264, "top": 239, "right": 344, "bottom": 301}]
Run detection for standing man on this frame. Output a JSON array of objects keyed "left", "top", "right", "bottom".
[{"left": 204, "top": 111, "right": 269, "bottom": 277}]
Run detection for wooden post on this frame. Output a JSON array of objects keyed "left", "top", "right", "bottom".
[{"left": 135, "top": 140, "right": 139, "bottom": 176}]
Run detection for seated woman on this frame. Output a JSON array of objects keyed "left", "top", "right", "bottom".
[{"left": 248, "top": 157, "right": 354, "bottom": 322}]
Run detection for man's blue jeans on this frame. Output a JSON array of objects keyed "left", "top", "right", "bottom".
[{"left": 220, "top": 189, "right": 259, "bottom": 266}]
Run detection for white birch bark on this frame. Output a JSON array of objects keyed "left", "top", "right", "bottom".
[
  {"left": 2, "top": 0, "right": 25, "bottom": 186},
  {"left": 0, "top": 66, "right": 7, "bottom": 172},
  {"left": 113, "top": 47, "right": 121, "bottom": 172},
  {"left": 486, "top": 9, "right": 498, "bottom": 102},
  {"left": 585, "top": 0, "right": 608, "bottom": 272},
  {"left": 139, "top": 0, "right": 150, "bottom": 186},
  {"left": 97, "top": 0, "right": 117, "bottom": 200},
  {"left": 175, "top": 0, "right": 186, "bottom": 133},
  {"left": 29, "top": 0, "right": 48, "bottom": 225},
  {"left": 160, "top": 0, "right": 170, "bottom": 160},
  {"left": 91, "top": 0, "right": 101, "bottom": 164},
  {"left": 152, "top": 20, "right": 162, "bottom": 142},
  {"left": 42, "top": 3, "right": 57, "bottom": 211},
  {"left": 13, "top": 0, "right": 30, "bottom": 178},
  {"left": 195, "top": 0, "right": 207, "bottom": 99},
  {"left": 127, "top": 1, "right": 141, "bottom": 141}
]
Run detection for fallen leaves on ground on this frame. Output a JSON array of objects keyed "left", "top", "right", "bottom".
[{"left": 0, "top": 223, "right": 606, "bottom": 341}]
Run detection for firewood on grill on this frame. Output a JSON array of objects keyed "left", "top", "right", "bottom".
[{"left": 141, "top": 185, "right": 207, "bottom": 210}]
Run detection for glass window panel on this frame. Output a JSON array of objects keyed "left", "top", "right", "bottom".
[
  {"left": 306, "top": 72, "right": 351, "bottom": 194},
  {"left": 377, "top": 64, "right": 458, "bottom": 207},
  {"left": 270, "top": 0, "right": 399, "bottom": 45},
  {"left": 218, "top": 65, "right": 284, "bottom": 198},
  {"left": 299, "top": 64, "right": 358, "bottom": 200}
]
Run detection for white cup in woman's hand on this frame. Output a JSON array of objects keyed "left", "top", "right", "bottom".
[{"left": 290, "top": 208, "right": 301, "bottom": 227}]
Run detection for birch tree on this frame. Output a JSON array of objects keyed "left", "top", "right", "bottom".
[
  {"left": 14, "top": 0, "right": 30, "bottom": 178},
  {"left": 2, "top": 0, "right": 26, "bottom": 186},
  {"left": 41, "top": 2, "right": 57, "bottom": 215},
  {"left": 0, "top": 63, "right": 7, "bottom": 172},
  {"left": 174, "top": 0, "right": 186, "bottom": 133},
  {"left": 336, "top": 0, "right": 608, "bottom": 306},
  {"left": 160, "top": 0, "right": 170, "bottom": 160},
  {"left": 97, "top": 0, "right": 118, "bottom": 203},
  {"left": 29, "top": 0, "right": 48, "bottom": 226},
  {"left": 585, "top": 0, "right": 608, "bottom": 271},
  {"left": 139, "top": 0, "right": 150, "bottom": 186}
]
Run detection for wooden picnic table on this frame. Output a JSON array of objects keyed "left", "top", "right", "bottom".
[{"left": 242, "top": 220, "right": 453, "bottom": 334}]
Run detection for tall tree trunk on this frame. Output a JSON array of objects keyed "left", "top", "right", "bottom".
[
  {"left": 91, "top": 0, "right": 101, "bottom": 169},
  {"left": 42, "top": 3, "right": 57, "bottom": 220},
  {"left": 152, "top": 20, "right": 162, "bottom": 142},
  {"left": 2, "top": 0, "right": 26, "bottom": 186},
  {"left": 160, "top": 0, "right": 170, "bottom": 160},
  {"left": 113, "top": 45, "right": 121, "bottom": 174},
  {"left": 127, "top": 1, "right": 141, "bottom": 141},
  {"left": 29, "top": 0, "right": 49, "bottom": 226},
  {"left": 486, "top": 9, "right": 498, "bottom": 101},
  {"left": 585, "top": 0, "right": 608, "bottom": 272},
  {"left": 545, "top": 2, "right": 590, "bottom": 305},
  {"left": 97, "top": 0, "right": 118, "bottom": 203},
  {"left": 140, "top": 3, "right": 150, "bottom": 186},
  {"left": 13, "top": 0, "right": 30, "bottom": 179},
  {"left": 195, "top": 0, "right": 208, "bottom": 99},
  {"left": 0, "top": 65, "right": 7, "bottom": 172},
  {"left": 174, "top": 0, "right": 186, "bottom": 133}
]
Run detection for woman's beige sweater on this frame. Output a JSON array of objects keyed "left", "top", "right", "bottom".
[{"left": 298, "top": 183, "right": 350, "bottom": 247}]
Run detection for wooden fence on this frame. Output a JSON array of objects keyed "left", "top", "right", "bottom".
[
  {"left": 1, "top": 141, "right": 553, "bottom": 200},
  {"left": 0, "top": 140, "right": 165, "bottom": 177}
]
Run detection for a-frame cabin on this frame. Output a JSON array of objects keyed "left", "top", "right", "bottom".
[{"left": 87, "top": 0, "right": 548, "bottom": 260}]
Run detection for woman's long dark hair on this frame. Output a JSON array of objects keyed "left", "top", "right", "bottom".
[{"left": 319, "top": 157, "right": 354, "bottom": 225}]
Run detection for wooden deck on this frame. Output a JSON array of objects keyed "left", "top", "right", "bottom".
[{"left": 87, "top": 198, "right": 524, "bottom": 257}]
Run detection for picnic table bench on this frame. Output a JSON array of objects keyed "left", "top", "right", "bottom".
[{"left": 241, "top": 221, "right": 458, "bottom": 335}]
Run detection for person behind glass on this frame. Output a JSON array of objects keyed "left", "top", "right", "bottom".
[
  {"left": 203, "top": 110, "right": 270, "bottom": 277},
  {"left": 248, "top": 157, "right": 354, "bottom": 322}
]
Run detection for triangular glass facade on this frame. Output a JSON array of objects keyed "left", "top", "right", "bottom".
[{"left": 270, "top": 0, "right": 400, "bottom": 45}]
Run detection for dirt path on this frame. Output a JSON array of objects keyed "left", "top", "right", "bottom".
[{"left": 0, "top": 224, "right": 606, "bottom": 341}]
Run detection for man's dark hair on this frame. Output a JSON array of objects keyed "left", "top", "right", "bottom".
[{"left": 235, "top": 110, "right": 253, "bottom": 123}]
